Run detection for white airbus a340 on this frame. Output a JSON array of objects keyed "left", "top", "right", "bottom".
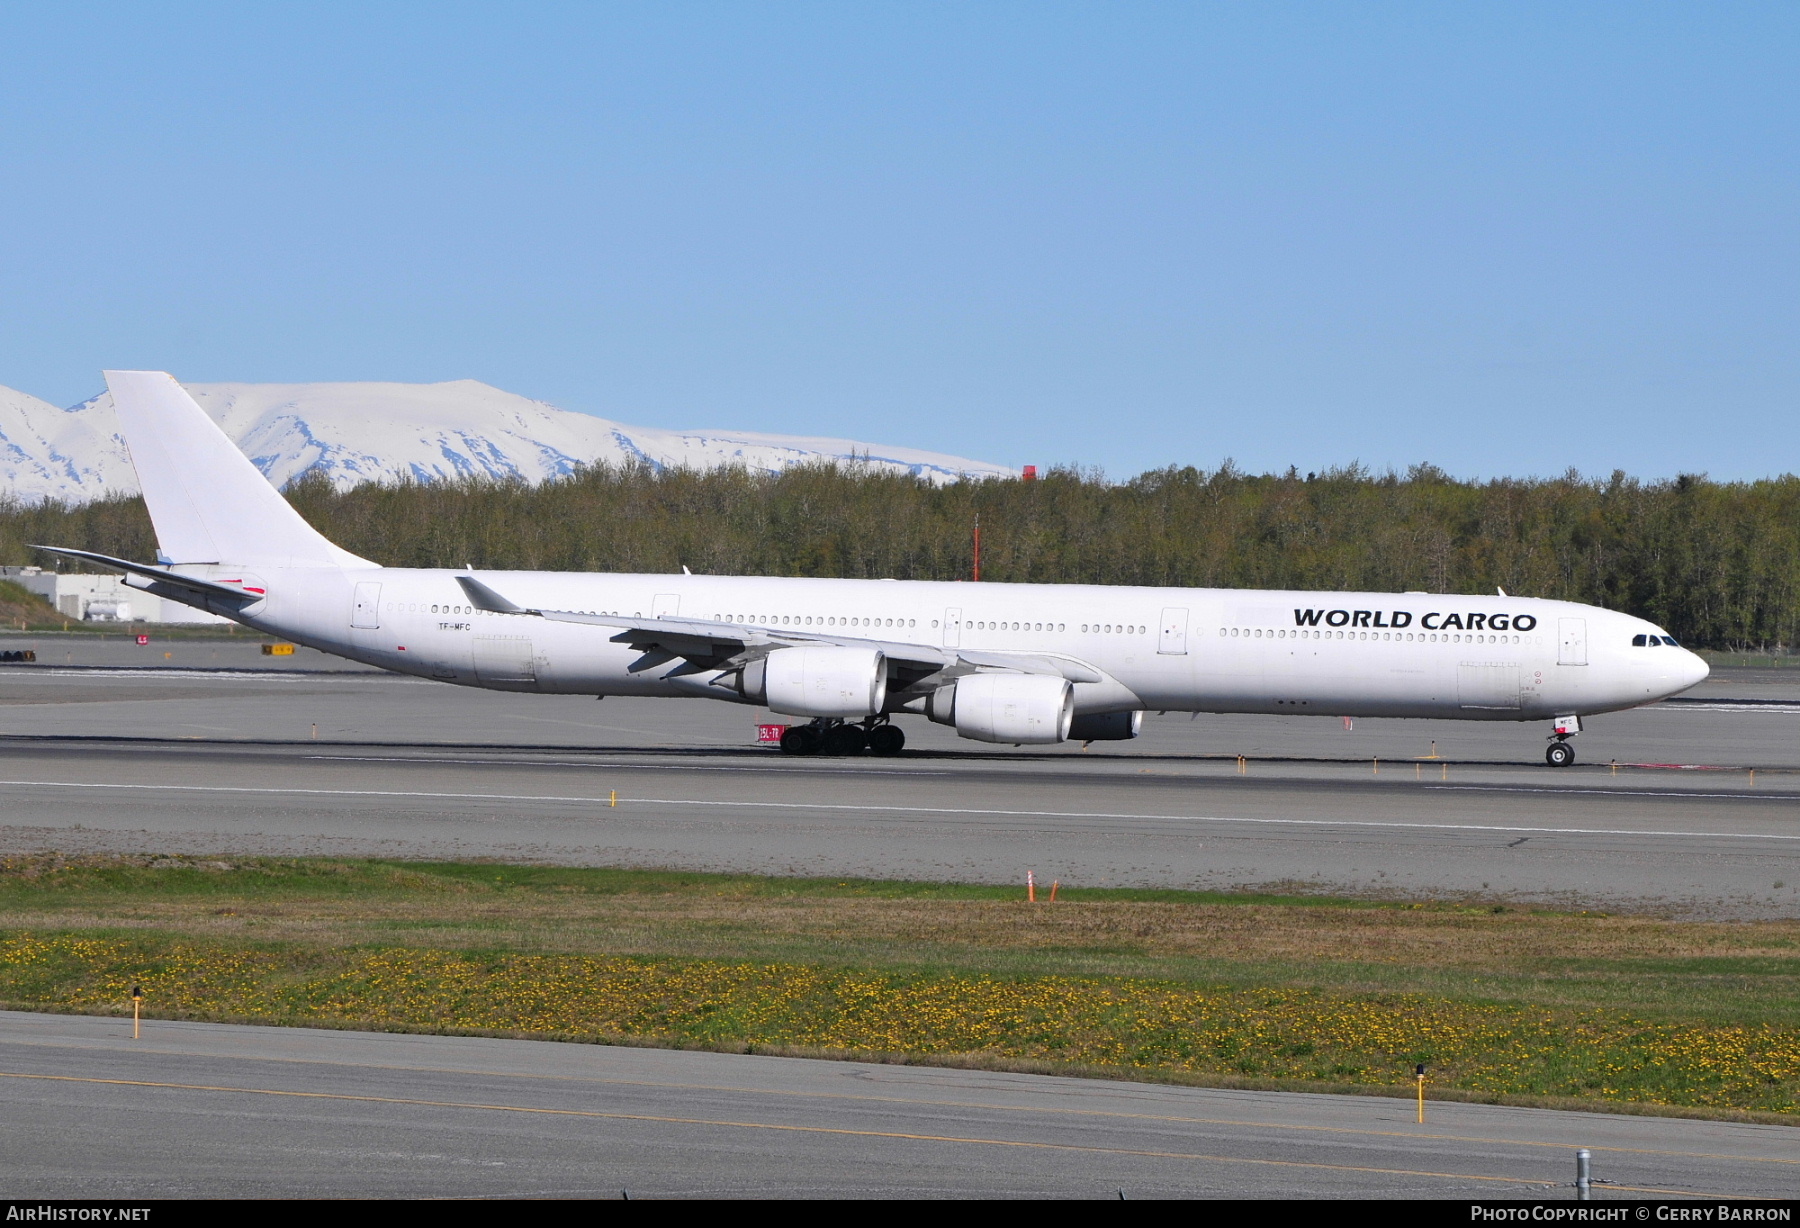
[{"left": 42, "top": 371, "right": 1709, "bottom": 765}]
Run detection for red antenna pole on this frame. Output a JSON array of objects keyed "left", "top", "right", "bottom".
[{"left": 973, "top": 512, "right": 981, "bottom": 582}]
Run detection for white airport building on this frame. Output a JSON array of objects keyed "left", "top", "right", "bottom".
[{"left": 2, "top": 566, "right": 228, "bottom": 624}]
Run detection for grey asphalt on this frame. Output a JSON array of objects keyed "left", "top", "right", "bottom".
[
  {"left": 0, "top": 1011, "right": 1791, "bottom": 1199},
  {"left": 2, "top": 635, "right": 1799, "bottom": 917},
  {"left": 1, "top": 641, "right": 1796, "bottom": 1200}
]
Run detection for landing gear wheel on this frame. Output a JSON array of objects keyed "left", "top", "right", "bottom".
[
  {"left": 1546, "top": 741, "right": 1575, "bottom": 768},
  {"left": 867, "top": 724, "right": 906, "bottom": 756},
  {"left": 780, "top": 726, "right": 821, "bottom": 756},
  {"left": 822, "top": 724, "right": 868, "bottom": 756}
]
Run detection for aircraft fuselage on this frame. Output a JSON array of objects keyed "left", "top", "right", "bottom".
[{"left": 155, "top": 565, "right": 1709, "bottom": 722}]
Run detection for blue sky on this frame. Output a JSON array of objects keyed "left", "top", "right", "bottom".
[{"left": 0, "top": 3, "right": 1794, "bottom": 480}]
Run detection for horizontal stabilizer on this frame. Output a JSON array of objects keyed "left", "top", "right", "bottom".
[{"left": 31, "top": 546, "right": 263, "bottom": 604}]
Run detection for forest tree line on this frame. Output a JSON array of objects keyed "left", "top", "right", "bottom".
[{"left": 2, "top": 461, "right": 1798, "bottom": 650}]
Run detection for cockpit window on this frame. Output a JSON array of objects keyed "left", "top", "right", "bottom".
[
  {"left": 1632, "top": 634, "right": 1647, "bottom": 646},
  {"left": 1661, "top": 635, "right": 1679, "bottom": 647}
]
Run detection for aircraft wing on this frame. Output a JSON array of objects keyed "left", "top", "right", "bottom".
[
  {"left": 454, "top": 575, "right": 1102, "bottom": 683},
  {"left": 456, "top": 573, "right": 950, "bottom": 670},
  {"left": 951, "top": 650, "right": 1102, "bottom": 684}
]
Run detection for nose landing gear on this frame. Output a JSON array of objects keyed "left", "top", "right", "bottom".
[{"left": 1545, "top": 714, "right": 1581, "bottom": 767}]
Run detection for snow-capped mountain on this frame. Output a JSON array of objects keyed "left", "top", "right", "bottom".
[
  {"left": 0, "top": 378, "right": 1015, "bottom": 503},
  {"left": 0, "top": 384, "right": 140, "bottom": 500}
]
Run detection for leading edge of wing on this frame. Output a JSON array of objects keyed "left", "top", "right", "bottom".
[
  {"left": 453, "top": 574, "right": 1102, "bottom": 682},
  {"left": 456, "top": 574, "right": 797, "bottom": 656}
]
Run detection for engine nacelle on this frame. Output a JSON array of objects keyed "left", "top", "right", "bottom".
[
  {"left": 748, "top": 646, "right": 888, "bottom": 718},
  {"left": 1068, "top": 710, "right": 1143, "bottom": 741},
  {"left": 930, "top": 673, "right": 1073, "bottom": 744}
]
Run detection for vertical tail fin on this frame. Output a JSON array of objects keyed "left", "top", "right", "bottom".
[{"left": 104, "top": 370, "right": 371, "bottom": 568}]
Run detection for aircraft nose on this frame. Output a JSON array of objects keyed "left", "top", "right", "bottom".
[{"left": 1680, "top": 649, "right": 1710, "bottom": 691}]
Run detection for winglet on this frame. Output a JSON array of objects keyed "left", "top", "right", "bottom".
[{"left": 456, "top": 575, "right": 531, "bottom": 615}]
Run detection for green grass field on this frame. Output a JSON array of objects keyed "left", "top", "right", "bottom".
[{"left": 2, "top": 855, "right": 1796, "bottom": 1120}]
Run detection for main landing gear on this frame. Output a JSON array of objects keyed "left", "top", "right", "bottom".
[
  {"left": 1545, "top": 714, "right": 1581, "bottom": 767},
  {"left": 779, "top": 718, "right": 906, "bottom": 758}
]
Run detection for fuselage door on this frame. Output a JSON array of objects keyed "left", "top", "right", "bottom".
[
  {"left": 942, "top": 607, "right": 962, "bottom": 649},
  {"left": 351, "top": 581, "right": 381, "bottom": 630},
  {"left": 1158, "top": 607, "right": 1189, "bottom": 655},
  {"left": 1558, "top": 617, "right": 1588, "bottom": 666},
  {"left": 653, "top": 593, "right": 680, "bottom": 619}
]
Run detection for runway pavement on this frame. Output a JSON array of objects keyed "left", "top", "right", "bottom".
[
  {"left": 1, "top": 636, "right": 1798, "bottom": 916},
  {"left": 0, "top": 1011, "right": 1791, "bottom": 1199},
  {"left": 1, "top": 642, "right": 1796, "bottom": 1201}
]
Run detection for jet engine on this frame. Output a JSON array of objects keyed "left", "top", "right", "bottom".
[
  {"left": 745, "top": 646, "right": 888, "bottom": 718},
  {"left": 927, "top": 673, "right": 1073, "bottom": 744},
  {"left": 1068, "top": 710, "right": 1143, "bottom": 741}
]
